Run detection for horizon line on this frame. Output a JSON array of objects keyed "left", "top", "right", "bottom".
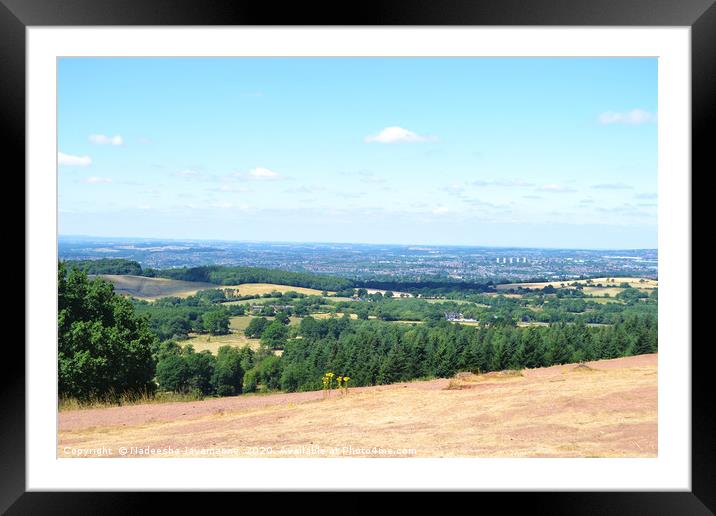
[{"left": 58, "top": 234, "right": 658, "bottom": 252}]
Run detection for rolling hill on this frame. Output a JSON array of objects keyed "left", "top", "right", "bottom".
[
  {"left": 97, "top": 274, "right": 333, "bottom": 301},
  {"left": 95, "top": 275, "right": 217, "bottom": 300}
]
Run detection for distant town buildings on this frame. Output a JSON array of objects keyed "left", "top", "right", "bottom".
[
  {"left": 444, "top": 311, "right": 477, "bottom": 323},
  {"left": 497, "top": 256, "right": 529, "bottom": 265},
  {"left": 250, "top": 304, "right": 293, "bottom": 315}
]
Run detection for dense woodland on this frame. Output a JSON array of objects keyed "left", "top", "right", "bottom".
[
  {"left": 58, "top": 262, "right": 658, "bottom": 403},
  {"left": 61, "top": 258, "right": 144, "bottom": 276},
  {"left": 145, "top": 265, "right": 355, "bottom": 292},
  {"left": 279, "top": 315, "right": 656, "bottom": 391}
]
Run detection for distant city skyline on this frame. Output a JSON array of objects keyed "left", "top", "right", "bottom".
[{"left": 58, "top": 57, "right": 657, "bottom": 249}]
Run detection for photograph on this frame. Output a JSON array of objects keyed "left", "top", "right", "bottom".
[{"left": 55, "top": 56, "right": 660, "bottom": 459}]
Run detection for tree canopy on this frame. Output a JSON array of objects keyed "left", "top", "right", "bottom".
[{"left": 58, "top": 263, "right": 156, "bottom": 400}]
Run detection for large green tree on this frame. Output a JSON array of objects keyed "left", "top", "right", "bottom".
[
  {"left": 58, "top": 263, "right": 157, "bottom": 400},
  {"left": 202, "top": 309, "right": 230, "bottom": 335},
  {"left": 260, "top": 320, "right": 289, "bottom": 349},
  {"left": 212, "top": 346, "right": 245, "bottom": 396}
]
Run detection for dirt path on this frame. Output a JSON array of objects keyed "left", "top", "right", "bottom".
[{"left": 59, "top": 354, "right": 657, "bottom": 458}]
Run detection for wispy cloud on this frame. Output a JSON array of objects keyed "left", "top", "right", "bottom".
[
  {"left": 365, "top": 126, "right": 434, "bottom": 144},
  {"left": 538, "top": 183, "right": 576, "bottom": 193},
  {"left": 285, "top": 185, "right": 326, "bottom": 194},
  {"left": 356, "top": 171, "right": 386, "bottom": 184},
  {"left": 442, "top": 184, "right": 466, "bottom": 195},
  {"left": 635, "top": 192, "right": 657, "bottom": 200},
  {"left": 592, "top": 183, "right": 633, "bottom": 190},
  {"left": 216, "top": 184, "right": 249, "bottom": 193},
  {"left": 471, "top": 179, "right": 534, "bottom": 188},
  {"left": 248, "top": 167, "right": 281, "bottom": 180},
  {"left": 336, "top": 191, "right": 367, "bottom": 199},
  {"left": 89, "top": 134, "right": 123, "bottom": 145},
  {"left": 85, "top": 176, "right": 112, "bottom": 184},
  {"left": 431, "top": 206, "right": 450, "bottom": 215},
  {"left": 175, "top": 169, "right": 200, "bottom": 178},
  {"left": 598, "top": 109, "right": 656, "bottom": 125},
  {"left": 58, "top": 152, "right": 92, "bottom": 167},
  {"left": 463, "top": 198, "right": 501, "bottom": 209},
  {"left": 596, "top": 203, "right": 650, "bottom": 216},
  {"left": 211, "top": 201, "right": 249, "bottom": 210}
]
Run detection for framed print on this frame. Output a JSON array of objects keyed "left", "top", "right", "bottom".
[{"left": 4, "top": 0, "right": 713, "bottom": 511}]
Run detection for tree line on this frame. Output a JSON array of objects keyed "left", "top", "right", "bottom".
[
  {"left": 145, "top": 265, "right": 355, "bottom": 292},
  {"left": 61, "top": 258, "right": 143, "bottom": 275},
  {"left": 277, "top": 314, "right": 657, "bottom": 392}
]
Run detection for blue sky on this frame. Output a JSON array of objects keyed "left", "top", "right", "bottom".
[{"left": 58, "top": 57, "right": 657, "bottom": 249}]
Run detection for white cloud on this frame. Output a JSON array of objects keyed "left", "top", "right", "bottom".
[
  {"left": 538, "top": 183, "right": 576, "bottom": 193},
  {"left": 85, "top": 176, "right": 112, "bottom": 184},
  {"left": 211, "top": 201, "right": 249, "bottom": 211},
  {"left": 431, "top": 206, "right": 450, "bottom": 215},
  {"left": 89, "top": 134, "right": 123, "bottom": 145},
  {"left": 176, "top": 169, "right": 200, "bottom": 178},
  {"left": 58, "top": 152, "right": 92, "bottom": 167},
  {"left": 217, "top": 184, "right": 249, "bottom": 193},
  {"left": 357, "top": 171, "right": 386, "bottom": 183},
  {"left": 470, "top": 179, "right": 534, "bottom": 188},
  {"left": 365, "top": 126, "right": 433, "bottom": 144},
  {"left": 248, "top": 167, "right": 281, "bottom": 180},
  {"left": 592, "top": 183, "right": 633, "bottom": 190},
  {"left": 285, "top": 185, "right": 325, "bottom": 194},
  {"left": 335, "top": 191, "right": 366, "bottom": 199},
  {"left": 598, "top": 109, "right": 656, "bottom": 125},
  {"left": 442, "top": 184, "right": 466, "bottom": 195}
]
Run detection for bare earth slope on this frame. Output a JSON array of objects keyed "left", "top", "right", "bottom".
[
  {"left": 97, "top": 275, "right": 216, "bottom": 300},
  {"left": 59, "top": 354, "right": 657, "bottom": 458}
]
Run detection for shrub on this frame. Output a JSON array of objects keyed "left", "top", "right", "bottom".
[{"left": 211, "top": 346, "right": 245, "bottom": 396}]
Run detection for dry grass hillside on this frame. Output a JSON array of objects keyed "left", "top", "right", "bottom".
[
  {"left": 59, "top": 354, "right": 657, "bottom": 458},
  {"left": 497, "top": 277, "right": 658, "bottom": 291}
]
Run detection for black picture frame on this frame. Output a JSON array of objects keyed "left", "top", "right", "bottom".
[{"left": 3, "top": 0, "right": 711, "bottom": 512}]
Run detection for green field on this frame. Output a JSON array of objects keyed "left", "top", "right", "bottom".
[{"left": 181, "top": 315, "right": 301, "bottom": 355}]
